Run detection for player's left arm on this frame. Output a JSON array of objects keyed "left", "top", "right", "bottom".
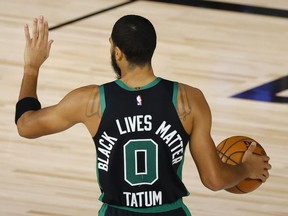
[
  {"left": 16, "top": 16, "right": 102, "bottom": 138},
  {"left": 16, "top": 86, "right": 95, "bottom": 138},
  {"left": 19, "top": 16, "right": 53, "bottom": 100},
  {"left": 16, "top": 16, "right": 85, "bottom": 138}
]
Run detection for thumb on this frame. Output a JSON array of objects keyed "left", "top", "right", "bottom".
[
  {"left": 48, "top": 40, "right": 53, "bottom": 52},
  {"left": 242, "top": 142, "right": 256, "bottom": 163},
  {"left": 46, "top": 40, "right": 53, "bottom": 59},
  {"left": 247, "top": 142, "right": 257, "bottom": 153}
]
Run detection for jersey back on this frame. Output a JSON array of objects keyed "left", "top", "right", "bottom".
[{"left": 93, "top": 77, "right": 190, "bottom": 210}]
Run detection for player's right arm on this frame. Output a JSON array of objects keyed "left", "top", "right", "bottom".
[{"left": 178, "top": 84, "right": 271, "bottom": 191}]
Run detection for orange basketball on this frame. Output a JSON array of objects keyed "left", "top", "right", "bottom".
[{"left": 216, "top": 136, "right": 267, "bottom": 194}]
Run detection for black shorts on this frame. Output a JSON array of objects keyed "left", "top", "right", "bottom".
[{"left": 98, "top": 201, "right": 191, "bottom": 216}]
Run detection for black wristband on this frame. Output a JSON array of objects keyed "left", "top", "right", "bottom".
[{"left": 15, "top": 97, "right": 41, "bottom": 124}]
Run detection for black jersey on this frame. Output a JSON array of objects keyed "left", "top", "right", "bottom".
[{"left": 93, "top": 77, "right": 190, "bottom": 212}]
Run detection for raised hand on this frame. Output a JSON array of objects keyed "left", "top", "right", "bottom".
[{"left": 24, "top": 16, "right": 53, "bottom": 72}]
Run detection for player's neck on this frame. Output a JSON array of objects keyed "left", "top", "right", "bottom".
[{"left": 120, "top": 65, "right": 157, "bottom": 88}]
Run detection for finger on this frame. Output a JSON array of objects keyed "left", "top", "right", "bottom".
[
  {"left": 38, "top": 15, "right": 44, "bottom": 40},
  {"left": 258, "top": 172, "right": 268, "bottom": 182},
  {"left": 32, "top": 18, "right": 38, "bottom": 44},
  {"left": 43, "top": 20, "right": 49, "bottom": 42},
  {"left": 265, "top": 162, "right": 272, "bottom": 170},
  {"left": 262, "top": 170, "right": 269, "bottom": 181},
  {"left": 263, "top": 156, "right": 270, "bottom": 162},
  {"left": 242, "top": 142, "right": 256, "bottom": 163},
  {"left": 264, "top": 170, "right": 269, "bottom": 178},
  {"left": 248, "top": 142, "right": 257, "bottom": 152},
  {"left": 260, "top": 176, "right": 266, "bottom": 183},
  {"left": 24, "top": 24, "right": 31, "bottom": 45}
]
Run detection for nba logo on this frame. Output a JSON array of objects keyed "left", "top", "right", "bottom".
[{"left": 136, "top": 95, "right": 142, "bottom": 106}]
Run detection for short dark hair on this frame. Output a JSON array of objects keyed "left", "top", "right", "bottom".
[{"left": 111, "top": 15, "right": 157, "bottom": 66}]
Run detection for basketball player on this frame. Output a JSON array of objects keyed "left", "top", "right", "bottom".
[{"left": 16, "top": 15, "right": 271, "bottom": 216}]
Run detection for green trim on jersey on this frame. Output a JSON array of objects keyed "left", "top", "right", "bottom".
[
  {"left": 172, "top": 82, "right": 178, "bottom": 109},
  {"left": 173, "top": 82, "right": 190, "bottom": 197},
  {"left": 99, "top": 203, "right": 108, "bottom": 216},
  {"left": 182, "top": 204, "right": 192, "bottom": 216},
  {"left": 176, "top": 145, "right": 191, "bottom": 197},
  {"left": 109, "top": 198, "right": 186, "bottom": 213},
  {"left": 96, "top": 85, "right": 105, "bottom": 201},
  {"left": 177, "top": 149, "right": 185, "bottom": 180},
  {"left": 95, "top": 155, "right": 103, "bottom": 194},
  {"left": 115, "top": 77, "right": 162, "bottom": 91},
  {"left": 99, "top": 85, "right": 106, "bottom": 114}
]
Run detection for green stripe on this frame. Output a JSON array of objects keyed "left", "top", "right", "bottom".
[
  {"left": 109, "top": 198, "right": 185, "bottom": 213},
  {"left": 176, "top": 144, "right": 190, "bottom": 197},
  {"left": 99, "top": 85, "right": 106, "bottom": 114},
  {"left": 95, "top": 155, "right": 103, "bottom": 194},
  {"left": 173, "top": 82, "right": 178, "bottom": 109},
  {"left": 176, "top": 150, "right": 185, "bottom": 180},
  {"left": 115, "top": 77, "right": 162, "bottom": 91},
  {"left": 99, "top": 203, "right": 108, "bottom": 216},
  {"left": 182, "top": 203, "right": 192, "bottom": 216}
]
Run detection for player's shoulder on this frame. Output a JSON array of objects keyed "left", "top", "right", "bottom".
[
  {"left": 68, "top": 84, "right": 100, "bottom": 97},
  {"left": 61, "top": 85, "right": 101, "bottom": 110},
  {"left": 178, "top": 82, "right": 205, "bottom": 101},
  {"left": 70, "top": 85, "right": 102, "bottom": 118},
  {"left": 75, "top": 84, "right": 100, "bottom": 92},
  {"left": 174, "top": 82, "right": 207, "bottom": 134}
]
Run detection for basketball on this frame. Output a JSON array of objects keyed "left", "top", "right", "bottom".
[{"left": 216, "top": 136, "right": 267, "bottom": 194}]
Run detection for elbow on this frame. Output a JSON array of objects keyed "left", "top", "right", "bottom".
[
  {"left": 17, "top": 128, "right": 32, "bottom": 139},
  {"left": 203, "top": 181, "right": 223, "bottom": 192},
  {"left": 200, "top": 172, "right": 226, "bottom": 191},
  {"left": 16, "top": 114, "right": 42, "bottom": 139},
  {"left": 202, "top": 179, "right": 223, "bottom": 192},
  {"left": 17, "top": 124, "right": 38, "bottom": 139}
]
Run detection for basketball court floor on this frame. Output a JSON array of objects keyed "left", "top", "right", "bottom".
[{"left": 0, "top": 0, "right": 287, "bottom": 215}]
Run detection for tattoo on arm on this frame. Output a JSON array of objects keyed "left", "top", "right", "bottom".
[
  {"left": 177, "top": 85, "right": 191, "bottom": 121},
  {"left": 86, "top": 89, "right": 101, "bottom": 118}
]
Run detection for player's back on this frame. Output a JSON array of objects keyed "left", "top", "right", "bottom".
[{"left": 93, "top": 77, "right": 190, "bottom": 212}]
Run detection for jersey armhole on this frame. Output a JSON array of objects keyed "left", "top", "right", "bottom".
[
  {"left": 172, "top": 82, "right": 178, "bottom": 109},
  {"left": 99, "top": 85, "right": 106, "bottom": 114}
]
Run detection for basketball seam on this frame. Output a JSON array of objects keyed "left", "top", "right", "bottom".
[{"left": 217, "top": 150, "right": 242, "bottom": 165}]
